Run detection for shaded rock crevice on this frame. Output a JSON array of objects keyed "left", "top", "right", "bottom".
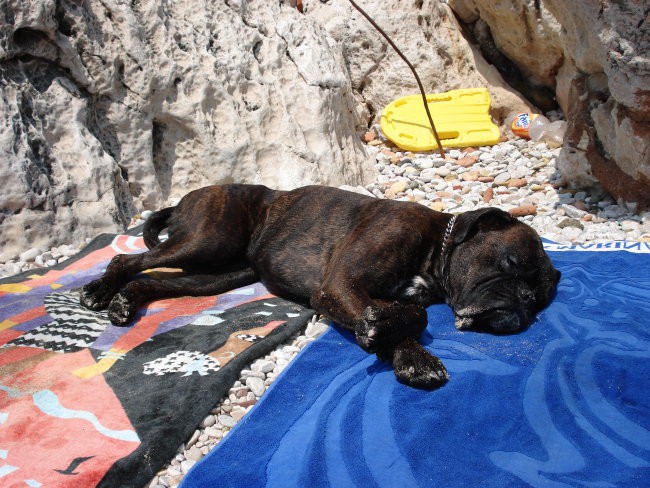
[{"left": 452, "top": 14, "right": 558, "bottom": 112}]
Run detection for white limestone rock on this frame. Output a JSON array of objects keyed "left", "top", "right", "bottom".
[
  {"left": 448, "top": 0, "right": 650, "bottom": 207},
  {"left": 0, "top": 0, "right": 376, "bottom": 257}
]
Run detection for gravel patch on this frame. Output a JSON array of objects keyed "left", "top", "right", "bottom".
[
  {"left": 1, "top": 131, "right": 649, "bottom": 488},
  {"left": 362, "top": 131, "right": 650, "bottom": 244}
]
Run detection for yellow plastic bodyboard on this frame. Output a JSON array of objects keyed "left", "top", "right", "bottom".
[{"left": 380, "top": 88, "right": 501, "bottom": 151}]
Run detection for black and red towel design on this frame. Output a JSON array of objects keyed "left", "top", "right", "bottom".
[{"left": 0, "top": 231, "right": 313, "bottom": 487}]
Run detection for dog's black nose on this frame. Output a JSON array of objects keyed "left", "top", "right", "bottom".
[
  {"left": 485, "top": 309, "right": 523, "bottom": 334},
  {"left": 519, "top": 288, "right": 535, "bottom": 305}
]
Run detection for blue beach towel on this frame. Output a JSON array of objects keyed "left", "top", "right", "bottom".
[{"left": 181, "top": 242, "right": 650, "bottom": 487}]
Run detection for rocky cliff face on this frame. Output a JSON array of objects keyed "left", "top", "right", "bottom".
[
  {"left": 1, "top": 0, "right": 376, "bottom": 260},
  {"left": 0, "top": 0, "right": 537, "bottom": 260},
  {"left": 0, "top": 0, "right": 372, "bottom": 260},
  {"left": 449, "top": 0, "right": 650, "bottom": 207},
  {"left": 7, "top": 0, "right": 645, "bottom": 260}
]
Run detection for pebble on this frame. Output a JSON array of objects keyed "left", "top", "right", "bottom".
[
  {"left": 603, "top": 205, "right": 626, "bottom": 219},
  {"left": 494, "top": 172, "right": 511, "bottom": 185},
  {"left": 245, "top": 376, "right": 266, "bottom": 397},
  {"left": 621, "top": 220, "right": 640, "bottom": 232},
  {"left": 510, "top": 165, "right": 530, "bottom": 179},
  {"left": 507, "top": 178, "right": 528, "bottom": 188},
  {"left": 461, "top": 171, "right": 479, "bottom": 182},
  {"left": 416, "top": 158, "right": 434, "bottom": 169},
  {"left": 431, "top": 158, "right": 447, "bottom": 168},
  {"left": 230, "top": 409, "right": 246, "bottom": 422},
  {"left": 572, "top": 200, "right": 588, "bottom": 211},
  {"left": 420, "top": 169, "right": 437, "bottom": 181},
  {"left": 562, "top": 226, "right": 583, "bottom": 240},
  {"left": 19, "top": 248, "right": 41, "bottom": 263},
  {"left": 200, "top": 415, "right": 216, "bottom": 428},
  {"left": 217, "top": 414, "right": 237, "bottom": 428},
  {"left": 180, "top": 460, "right": 196, "bottom": 474},
  {"left": 306, "top": 319, "right": 329, "bottom": 338},
  {"left": 385, "top": 181, "right": 407, "bottom": 198},
  {"left": 205, "top": 427, "right": 223, "bottom": 439},
  {"left": 510, "top": 205, "right": 538, "bottom": 218},
  {"left": 186, "top": 430, "right": 200, "bottom": 450},
  {"left": 185, "top": 446, "right": 203, "bottom": 462},
  {"left": 456, "top": 155, "right": 478, "bottom": 168},
  {"left": 558, "top": 218, "right": 584, "bottom": 230},
  {"left": 479, "top": 152, "right": 495, "bottom": 162},
  {"left": 60, "top": 245, "right": 78, "bottom": 257},
  {"left": 252, "top": 360, "right": 275, "bottom": 374}
]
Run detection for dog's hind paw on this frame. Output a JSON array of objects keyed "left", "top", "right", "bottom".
[
  {"left": 107, "top": 290, "right": 139, "bottom": 326},
  {"left": 80, "top": 280, "right": 114, "bottom": 311},
  {"left": 392, "top": 342, "right": 448, "bottom": 389}
]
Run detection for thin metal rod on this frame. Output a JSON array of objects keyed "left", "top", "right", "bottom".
[{"left": 348, "top": 0, "right": 446, "bottom": 158}]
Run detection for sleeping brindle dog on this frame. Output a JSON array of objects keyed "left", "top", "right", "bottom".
[{"left": 80, "top": 184, "right": 560, "bottom": 389}]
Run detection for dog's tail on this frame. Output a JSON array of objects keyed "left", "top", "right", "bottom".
[{"left": 143, "top": 207, "right": 174, "bottom": 249}]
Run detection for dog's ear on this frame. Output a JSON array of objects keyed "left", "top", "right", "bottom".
[{"left": 452, "top": 208, "right": 513, "bottom": 245}]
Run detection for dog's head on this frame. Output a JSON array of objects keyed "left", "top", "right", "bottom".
[{"left": 445, "top": 208, "right": 560, "bottom": 334}]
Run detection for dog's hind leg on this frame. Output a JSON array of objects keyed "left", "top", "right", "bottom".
[
  {"left": 107, "top": 268, "right": 258, "bottom": 326},
  {"left": 80, "top": 231, "right": 236, "bottom": 311}
]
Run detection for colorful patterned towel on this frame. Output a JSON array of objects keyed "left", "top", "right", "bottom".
[
  {"left": 181, "top": 241, "right": 650, "bottom": 488},
  {"left": 0, "top": 231, "right": 314, "bottom": 487}
]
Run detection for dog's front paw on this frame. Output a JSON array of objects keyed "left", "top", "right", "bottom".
[
  {"left": 393, "top": 342, "right": 448, "bottom": 389},
  {"left": 80, "top": 279, "right": 115, "bottom": 311},
  {"left": 107, "top": 290, "right": 139, "bottom": 326}
]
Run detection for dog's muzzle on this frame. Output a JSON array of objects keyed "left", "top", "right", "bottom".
[{"left": 454, "top": 306, "right": 527, "bottom": 334}]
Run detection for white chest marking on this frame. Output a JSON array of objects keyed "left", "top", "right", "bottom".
[{"left": 404, "top": 275, "right": 430, "bottom": 297}]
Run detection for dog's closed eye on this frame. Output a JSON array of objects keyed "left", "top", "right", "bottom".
[
  {"left": 502, "top": 254, "right": 519, "bottom": 272},
  {"left": 501, "top": 254, "right": 537, "bottom": 279}
]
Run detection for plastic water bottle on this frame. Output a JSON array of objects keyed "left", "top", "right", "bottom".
[
  {"left": 528, "top": 115, "right": 567, "bottom": 147},
  {"left": 510, "top": 113, "right": 567, "bottom": 147}
]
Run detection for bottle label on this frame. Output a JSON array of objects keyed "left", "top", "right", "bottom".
[{"left": 511, "top": 112, "right": 539, "bottom": 138}]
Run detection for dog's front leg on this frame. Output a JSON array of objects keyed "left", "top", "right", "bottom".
[
  {"left": 355, "top": 300, "right": 429, "bottom": 353},
  {"left": 311, "top": 286, "right": 448, "bottom": 389},
  {"left": 310, "top": 286, "right": 427, "bottom": 353}
]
